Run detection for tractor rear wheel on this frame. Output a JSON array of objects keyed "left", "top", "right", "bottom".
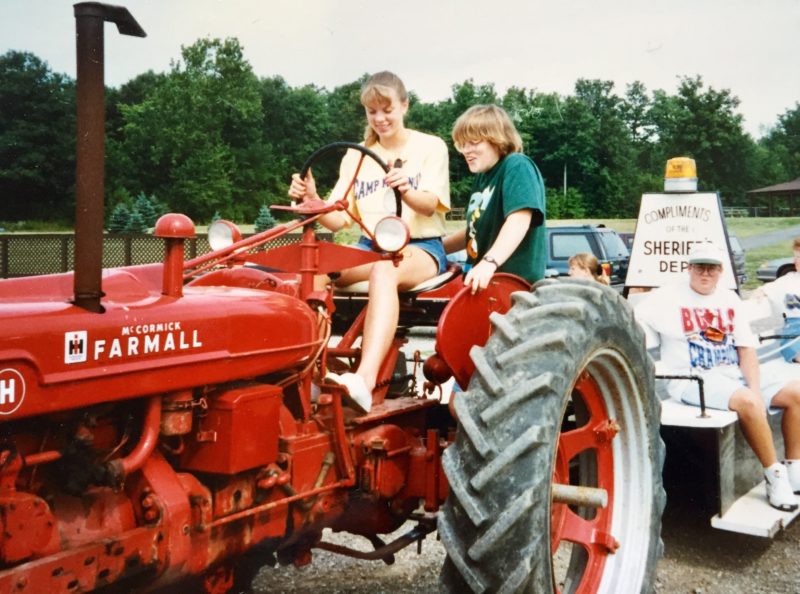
[{"left": 439, "top": 279, "right": 665, "bottom": 594}]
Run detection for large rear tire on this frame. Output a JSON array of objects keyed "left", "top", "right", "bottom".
[{"left": 439, "top": 279, "right": 665, "bottom": 594}]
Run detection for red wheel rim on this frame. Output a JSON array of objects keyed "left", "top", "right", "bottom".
[{"left": 551, "top": 371, "right": 618, "bottom": 593}]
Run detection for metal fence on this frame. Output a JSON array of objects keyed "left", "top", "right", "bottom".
[{"left": 0, "top": 232, "right": 331, "bottom": 279}]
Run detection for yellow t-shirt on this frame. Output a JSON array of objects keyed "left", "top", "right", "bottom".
[{"left": 328, "top": 130, "right": 450, "bottom": 238}]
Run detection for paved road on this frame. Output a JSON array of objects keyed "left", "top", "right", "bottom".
[{"left": 739, "top": 225, "right": 800, "bottom": 250}]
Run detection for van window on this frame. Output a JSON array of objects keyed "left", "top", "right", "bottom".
[
  {"left": 599, "top": 232, "right": 629, "bottom": 258},
  {"left": 550, "top": 233, "right": 593, "bottom": 260}
]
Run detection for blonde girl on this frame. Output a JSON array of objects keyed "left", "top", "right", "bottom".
[{"left": 288, "top": 71, "right": 450, "bottom": 412}]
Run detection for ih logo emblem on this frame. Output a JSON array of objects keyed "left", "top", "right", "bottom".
[
  {"left": 65, "top": 331, "right": 88, "bottom": 364},
  {"left": 0, "top": 368, "right": 25, "bottom": 415}
]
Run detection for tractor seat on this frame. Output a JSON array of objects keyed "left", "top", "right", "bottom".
[{"left": 335, "top": 264, "right": 462, "bottom": 295}]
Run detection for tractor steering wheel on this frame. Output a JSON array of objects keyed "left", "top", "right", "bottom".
[{"left": 299, "top": 141, "right": 402, "bottom": 217}]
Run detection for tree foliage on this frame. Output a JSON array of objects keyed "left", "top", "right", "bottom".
[
  {"left": 253, "top": 204, "right": 277, "bottom": 232},
  {"left": 111, "top": 38, "right": 264, "bottom": 222},
  {"left": 760, "top": 103, "right": 800, "bottom": 181},
  {"left": 0, "top": 51, "right": 75, "bottom": 220},
  {"left": 2, "top": 43, "right": 798, "bottom": 226}
]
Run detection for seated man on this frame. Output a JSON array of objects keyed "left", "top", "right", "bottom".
[
  {"left": 754, "top": 237, "right": 800, "bottom": 362},
  {"left": 634, "top": 242, "right": 800, "bottom": 512}
]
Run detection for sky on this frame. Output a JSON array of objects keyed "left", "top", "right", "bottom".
[{"left": 2, "top": 0, "right": 799, "bottom": 138}]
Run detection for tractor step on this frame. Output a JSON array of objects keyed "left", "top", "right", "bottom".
[{"left": 711, "top": 480, "right": 800, "bottom": 537}]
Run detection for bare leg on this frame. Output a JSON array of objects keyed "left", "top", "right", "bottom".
[
  {"left": 729, "top": 387, "right": 778, "bottom": 467},
  {"left": 356, "top": 246, "right": 437, "bottom": 389},
  {"left": 770, "top": 380, "right": 800, "bottom": 459}
]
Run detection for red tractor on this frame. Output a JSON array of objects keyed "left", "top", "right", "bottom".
[{"left": 0, "top": 4, "right": 665, "bottom": 593}]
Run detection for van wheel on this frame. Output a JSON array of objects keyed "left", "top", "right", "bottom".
[{"left": 439, "top": 279, "right": 665, "bottom": 594}]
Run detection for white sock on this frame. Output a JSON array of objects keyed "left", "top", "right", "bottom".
[{"left": 764, "top": 462, "right": 784, "bottom": 475}]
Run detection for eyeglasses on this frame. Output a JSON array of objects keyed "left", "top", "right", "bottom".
[
  {"left": 458, "top": 140, "right": 484, "bottom": 153},
  {"left": 690, "top": 264, "right": 722, "bottom": 275}
]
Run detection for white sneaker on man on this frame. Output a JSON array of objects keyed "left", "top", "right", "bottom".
[
  {"left": 326, "top": 372, "right": 372, "bottom": 414},
  {"left": 764, "top": 463, "right": 799, "bottom": 512},
  {"left": 785, "top": 459, "right": 800, "bottom": 494}
]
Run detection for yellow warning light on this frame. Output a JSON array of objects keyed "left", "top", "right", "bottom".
[{"left": 664, "top": 157, "right": 698, "bottom": 192}]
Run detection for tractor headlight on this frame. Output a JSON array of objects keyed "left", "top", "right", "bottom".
[
  {"left": 208, "top": 220, "right": 242, "bottom": 251},
  {"left": 373, "top": 216, "right": 410, "bottom": 253}
]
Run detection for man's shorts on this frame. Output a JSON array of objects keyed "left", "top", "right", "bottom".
[{"left": 671, "top": 359, "right": 800, "bottom": 413}]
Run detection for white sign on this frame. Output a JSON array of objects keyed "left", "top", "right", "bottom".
[{"left": 625, "top": 192, "right": 737, "bottom": 290}]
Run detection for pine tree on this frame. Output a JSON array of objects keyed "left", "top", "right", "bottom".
[
  {"left": 127, "top": 210, "right": 149, "bottom": 234},
  {"left": 133, "top": 192, "right": 158, "bottom": 227},
  {"left": 254, "top": 205, "right": 277, "bottom": 233},
  {"left": 108, "top": 203, "right": 131, "bottom": 233}
]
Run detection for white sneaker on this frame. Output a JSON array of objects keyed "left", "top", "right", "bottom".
[
  {"left": 785, "top": 460, "right": 800, "bottom": 494},
  {"left": 764, "top": 464, "right": 799, "bottom": 512},
  {"left": 326, "top": 372, "right": 372, "bottom": 414}
]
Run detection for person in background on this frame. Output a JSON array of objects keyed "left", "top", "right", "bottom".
[
  {"left": 754, "top": 237, "right": 800, "bottom": 362},
  {"left": 568, "top": 252, "right": 610, "bottom": 285},
  {"left": 288, "top": 71, "right": 450, "bottom": 413},
  {"left": 634, "top": 242, "right": 800, "bottom": 512},
  {"left": 443, "top": 104, "right": 546, "bottom": 294}
]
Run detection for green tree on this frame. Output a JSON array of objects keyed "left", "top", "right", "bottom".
[
  {"left": 259, "top": 77, "right": 334, "bottom": 197},
  {"left": 127, "top": 209, "right": 148, "bottom": 234},
  {"left": 0, "top": 51, "right": 75, "bottom": 220},
  {"left": 326, "top": 78, "right": 368, "bottom": 145},
  {"left": 107, "top": 203, "right": 131, "bottom": 233},
  {"left": 648, "top": 76, "right": 757, "bottom": 200},
  {"left": 254, "top": 204, "right": 277, "bottom": 232},
  {"left": 760, "top": 102, "right": 800, "bottom": 182},
  {"left": 112, "top": 38, "right": 265, "bottom": 222},
  {"left": 133, "top": 192, "right": 158, "bottom": 227},
  {"left": 546, "top": 187, "right": 587, "bottom": 219}
]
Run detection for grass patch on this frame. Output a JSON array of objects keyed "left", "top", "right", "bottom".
[
  {"left": 742, "top": 242, "right": 794, "bottom": 290},
  {"left": 727, "top": 217, "right": 800, "bottom": 238}
]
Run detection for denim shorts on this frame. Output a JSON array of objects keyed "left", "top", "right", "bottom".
[{"left": 355, "top": 236, "right": 447, "bottom": 274}]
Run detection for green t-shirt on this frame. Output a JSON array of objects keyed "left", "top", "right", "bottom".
[{"left": 465, "top": 153, "right": 546, "bottom": 283}]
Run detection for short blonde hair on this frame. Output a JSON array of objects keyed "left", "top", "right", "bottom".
[
  {"left": 452, "top": 104, "right": 523, "bottom": 157},
  {"left": 360, "top": 71, "right": 408, "bottom": 146},
  {"left": 793, "top": 237, "right": 800, "bottom": 251}
]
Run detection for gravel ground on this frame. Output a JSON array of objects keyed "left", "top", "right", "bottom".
[
  {"left": 246, "top": 313, "right": 800, "bottom": 594},
  {"left": 248, "top": 492, "right": 800, "bottom": 594}
]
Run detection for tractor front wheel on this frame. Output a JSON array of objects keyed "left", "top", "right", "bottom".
[{"left": 439, "top": 279, "right": 665, "bottom": 594}]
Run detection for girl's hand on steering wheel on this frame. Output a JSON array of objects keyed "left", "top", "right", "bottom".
[
  {"left": 384, "top": 166, "right": 411, "bottom": 197},
  {"left": 288, "top": 170, "right": 319, "bottom": 202}
]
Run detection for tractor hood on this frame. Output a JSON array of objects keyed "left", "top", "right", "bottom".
[{"left": 0, "top": 265, "right": 320, "bottom": 419}]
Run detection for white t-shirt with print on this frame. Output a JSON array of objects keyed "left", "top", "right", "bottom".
[
  {"left": 634, "top": 280, "right": 758, "bottom": 375},
  {"left": 327, "top": 129, "right": 450, "bottom": 238},
  {"left": 761, "top": 270, "right": 800, "bottom": 319}
]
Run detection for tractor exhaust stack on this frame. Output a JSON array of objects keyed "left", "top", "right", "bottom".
[{"left": 72, "top": 2, "right": 145, "bottom": 312}]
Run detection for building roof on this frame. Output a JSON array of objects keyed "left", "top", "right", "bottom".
[{"left": 747, "top": 178, "right": 800, "bottom": 195}]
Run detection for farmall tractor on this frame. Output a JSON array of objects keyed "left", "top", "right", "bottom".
[{"left": 0, "top": 4, "right": 665, "bottom": 593}]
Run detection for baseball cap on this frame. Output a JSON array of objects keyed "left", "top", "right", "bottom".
[{"left": 688, "top": 242, "right": 725, "bottom": 266}]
